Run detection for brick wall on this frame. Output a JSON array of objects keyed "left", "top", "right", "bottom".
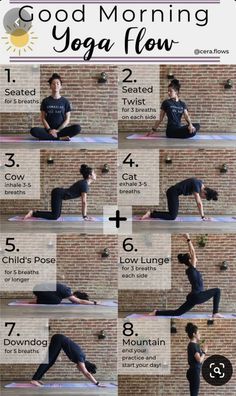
[
  {"left": 0, "top": 235, "right": 118, "bottom": 299},
  {"left": 119, "top": 234, "right": 236, "bottom": 313},
  {"left": 0, "top": 149, "right": 117, "bottom": 214},
  {"left": 0, "top": 319, "right": 117, "bottom": 381},
  {"left": 133, "top": 149, "right": 236, "bottom": 215},
  {"left": 119, "top": 65, "right": 236, "bottom": 133},
  {"left": 118, "top": 319, "right": 236, "bottom": 396},
  {"left": 0, "top": 65, "right": 118, "bottom": 135}
]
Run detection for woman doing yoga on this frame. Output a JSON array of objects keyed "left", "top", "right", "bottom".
[
  {"left": 185, "top": 322, "right": 207, "bottom": 396},
  {"left": 149, "top": 234, "right": 223, "bottom": 318},
  {"left": 24, "top": 164, "right": 96, "bottom": 221},
  {"left": 31, "top": 334, "right": 106, "bottom": 387},
  {"left": 30, "top": 73, "right": 81, "bottom": 141},
  {"left": 32, "top": 282, "right": 99, "bottom": 305},
  {"left": 141, "top": 177, "right": 218, "bottom": 221},
  {"left": 147, "top": 79, "right": 200, "bottom": 139}
]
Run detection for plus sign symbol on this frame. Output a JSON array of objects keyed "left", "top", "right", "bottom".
[
  {"left": 109, "top": 210, "right": 127, "bottom": 228},
  {"left": 103, "top": 206, "right": 132, "bottom": 234}
]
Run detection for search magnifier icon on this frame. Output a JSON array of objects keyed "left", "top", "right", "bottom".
[{"left": 213, "top": 366, "right": 222, "bottom": 376}]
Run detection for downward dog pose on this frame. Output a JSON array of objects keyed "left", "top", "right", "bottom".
[
  {"left": 31, "top": 334, "right": 106, "bottom": 387},
  {"left": 31, "top": 282, "right": 98, "bottom": 306},
  {"left": 147, "top": 79, "right": 200, "bottom": 139},
  {"left": 141, "top": 177, "right": 218, "bottom": 221},
  {"left": 30, "top": 73, "right": 81, "bottom": 141},
  {"left": 185, "top": 323, "right": 207, "bottom": 396},
  {"left": 149, "top": 234, "right": 223, "bottom": 318},
  {"left": 24, "top": 164, "right": 95, "bottom": 221}
]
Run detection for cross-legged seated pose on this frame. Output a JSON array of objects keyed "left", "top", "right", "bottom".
[
  {"left": 141, "top": 177, "right": 218, "bottom": 221},
  {"left": 24, "top": 164, "right": 95, "bottom": 221},
  {"left": 149, "top": 234, "right": 223, "bottom": 318},
  {"left": 31, "top": 334, "right": 106, "bottom": 387},
  {"left": 185, "top": 323, "right": 207, "bottom": 396},
  {"left": 31, "top": 282, "right": 99, "bottom": 305},
  {"left": 147, "top": 79, "right": 200, "bottom": 139},
  {"left": 30, "top": 73, "right": 81, "bottom": 141}
]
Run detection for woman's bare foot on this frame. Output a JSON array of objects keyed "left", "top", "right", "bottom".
[
  {"left": 30, "top": 380, "right": 43, "bottom": 387},
  {"left": 148, "top": 309, "right": 157, "bottom": 316},
  {"left": 141, "top": 210, "right": 151, "bottom": 220},
  {"left": 59, "top": 136, "right": 70, "bottom": 141},
  {"left": 212, "top": 313, "right": 224, "bottom": 318},
  {"left": 24, "top": 210, "right": 33, "bottom": 220}
]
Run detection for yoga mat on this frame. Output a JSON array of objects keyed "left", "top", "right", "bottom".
[
  {"left": 8, "top": 299, "right": 118, "bottom": 307},
  {"left": 127, "top": 313, "right": 236, "bottom": 319},
  {"left": 9, "top": 215, "right": 104, "bottom": 222},
  {"left": 133, "top": 215, "right": 236, "bottom": 223},
  {"left": 5, "top": 382, "right": 117, "bottom": 388},
  {"left": 127, "top": 133, "right": 236, "bottom": 140},
  {"left": 0, "top": 134, "right": 117, "bottom": 144}
]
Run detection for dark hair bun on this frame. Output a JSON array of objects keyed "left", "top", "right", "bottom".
[
  {"left": 80, "top": 164, "right": 93, "bottom": 179},
  {"left": 205, "top": 188, "right": 218, "bottom": 201},
  {"left": 85, "top": 360, "right": 97, "bottom": 374},
  {"left": 48, "top": 73, "right": 62, "bottom": 85},
  {"left": 177, "top": 253, "right": 190, "bottom": 266},
  {"left": 171, "top": 79, "right": 181, "bottom": 88},
  {"left": 185, "top": 322, "right": 194, "bottom": 334},
  {"left": 185, "top": 322, "right": 198, "bottom": 338}
]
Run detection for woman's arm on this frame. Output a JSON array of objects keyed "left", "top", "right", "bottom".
[
  {"left": 40, "top": 111, "right": 51, "bottom": 130},
  {"left": 194, "top": 352, "right": 206, "bottom": 364},
  {"left": 77, "top": 363, "right": 106, "bottom": 387},
  {"left": 81, "top": 193, "right": 88, "bottom": 218},
  {"left": 184, "top": 234, "right": 197, "bottom": 267},
  {"left": 194, "top": 192, "right": 205, "bottom": 219},
  {"left": 57, "top": 112, "right": 71, "bottom": 132},
  {"left": 68, "top": 295, "right": 96, "bottom": 305},
  {"left": 149, "top": 109, "right": 166, "bottom": 133},
  {"left": 194, "top": 344, "right": 208, "bottom": 364},
  {"left": 183, "top": 109, "right": 195, "bottom": 133}
]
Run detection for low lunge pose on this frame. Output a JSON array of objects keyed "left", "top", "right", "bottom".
[
  {"left": 147, "top": 79, "right": 200, "bottom": 139},
  {"left": 149, "top": 234, "right": 223, "bottom": 318},
  {"left": 141, "top": 177, "right": 218, "bottom": 221},
  {"left": 24, "top": 164, "right": 95, "bottom": 221},
  {"left": 185, "top": 323, "right": 207, "bottom": 396},
  {"left": 31, "top": 334, "right": 106, "bottom": 387},
  {"left": 32, "top": 282, "right": 98, "bottom": 306},
  {"left": 30, "top": 73, "right": 81, "bottom": 141}
]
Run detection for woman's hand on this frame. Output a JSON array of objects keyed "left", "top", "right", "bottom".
[
  {"left": 184, "top": 233, "right": 190, "bottom": 240},
  {"left": 83, "top": 216, "right": 96, "bottom": 221},
  {"left": 188, "top": 124, "right": 196, "bottom": 134},
  {"left": 49, "top": 129, "right": 58, "bottom": 137},
  {"left": 202, "top": 216, "right": 212, "bottom": 221},
  {"left": 97, "top": 383, "right": 107, "bottom": 387},
  {"left": 202, "top": 344, "right": 208, "bottom": 354},
  {"left": 146, "top": 127, "right": 157, "bottom": 137}
]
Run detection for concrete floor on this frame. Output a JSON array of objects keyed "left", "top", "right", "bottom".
[
  {"left": 119, "top": 132, "right": 236, "bottom": 149},
  {"left": 0, "top": 381, "right": 118, "bottom": 395},
  {"left": 1, "top": 299, "right": 117, "bottom": 319},
  {"left": 0, "top": 134, "right": 117, "bottom": 151},
  {"left": 1, "top": 215, "right": 236, "bottom": 234}
]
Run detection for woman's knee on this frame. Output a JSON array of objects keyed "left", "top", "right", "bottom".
[
  {"left": 71, "top": 124, "right": 81, "bottom": 133},
  {"left": 30, "top": 127, "right": 38, "bottom": 137}
]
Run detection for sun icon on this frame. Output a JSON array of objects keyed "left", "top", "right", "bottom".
[{"left": 2, "top": 19, "right": 38, "bottom": 56}]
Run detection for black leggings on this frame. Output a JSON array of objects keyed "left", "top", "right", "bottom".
[
  {"left": 156, "top": 288, "right": 221, "bottom": 316},
  {"left": 166, "top": 123, "right": 200, "bottom": 139},
  {"left": 150, "top": 186, "right": 179, "bottom": 220},
  {"left": 33, "top": 188, "right": 65, "bottom": 220},
  {"left": 30, "top": 124, "right": 81, "bottom": 141},
  {"left": 187, "top": 368, "right": 200, "bottom": 396},
  {"left": 33, "top": 291, "right": 61, "bottom": 305},
  {"left": 32, "top": 334, "right": 80, "bottom": 380}
]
